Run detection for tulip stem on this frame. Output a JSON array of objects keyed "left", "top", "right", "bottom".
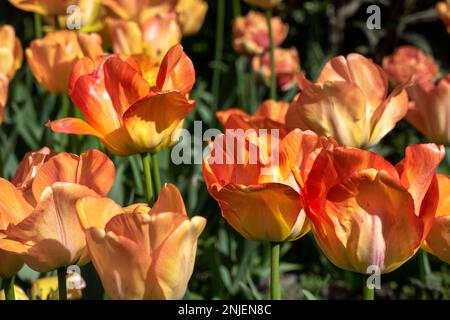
[
  {"left": 270, "top": 242, "right": 281, "bottom": 300},
  {"left": 232, "top": 0, "right": 242, "bottom": 18},
  {"left": 151, "top": 153, "right": 161, "bottom": 198},
  {"left": 265, "top": 9, "right": 277, "bottom": 101},
  {"left": 418, "top": 249, "right": 432, "bottom": 282},
  {"left": 362, "top": 275, "right": 375, "bottom": 300},
  {"left": 57, "top": 267, "right": 67, "bottom": 300},
  {"left": 34, "top": 13, "right": 43, "bottom": 38},
  {"left": 212, "top": 0, "right": 225, "bottom": 111},
  {"left": 2, "top": 276, "right": 15, "bottom": 300},
  {"left": 141, "top": 153, "right": 154, "bottom": 206}
]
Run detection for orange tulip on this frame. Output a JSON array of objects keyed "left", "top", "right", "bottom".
[
  {"left": 8, "top": 0, "right": 75, "bottom": 16},
  {"left": 382, "top": 46, "right": 439, "bottom": 85},
  {"left": 424, "top": 174, "right": 450, "bottom": 264},
  {"left": 26, "top": 31, "right": 103, "bottom": 94},
  {"left": 176, "top": 0, "right": 208, "bottom": 36},
  {"left": 437, "top": 0, "right": 450, "bottom": 33},
  {"left": 252, "top": 47, "right": 300, "bottom": 91},
  {"left": 303, "top": 144, "right": 444, "bottom": 274},
  {"left": 0, "top": 149, "right": 115, "bottom": 272},
  {"left": 108, "top": 13, "right": 182, "bottom": 68},
  {"left": 82, "top": 183, "right": 206, "bottom": 300},
  {"left": 0, "top": 25, "right": 23, "bottom": 79},
  {"left": 286, "top": 53, "right": 409, "bottom": 148},
  {"left": 48, "top": 44, "right": 196, "bottom": 156},
  {"left": 216, "top": 100, "right": 289, "bottom": 138},
  {"left": 232, "top": 11, "right": 288, "bottom": 55},
  {"left": 244, "top": 0, "right": 282, "bottom": 9},
  {"left": 203, "top": 128, "right": 334, "bottom": 242},
  {"left": 0, "top": 25, "right": 23, "bottom": 124},
  {"left": 407, "top": 75, "right": 450, "bottom": 145}
]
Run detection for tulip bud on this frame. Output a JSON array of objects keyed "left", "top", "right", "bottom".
[{"left": 232, "top": 11, "right": 288, "bottom": 55}]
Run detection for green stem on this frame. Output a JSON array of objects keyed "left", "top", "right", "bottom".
[
  {"left": 151, "top": 153, "right": 161, "bottom": 198},
  {"left": 362, "top": 274, "right": 375, "bottom": 300},
  {"left": 2, "top": 276, "right": 15, "bottom": 300},
  {"left": 232, "top": 0, "right": 242, "bottom": 19},
  {"left": 57, "top": 267, "right": 67, "bottom": 300},
  {"left": 265, "top": 9, "right": 277, "bottom": 101},
  {"left": 419, "top": 249, "right": 432, "bottom": 282},
  {"left": 270, "top": 242, "right": 281, "bottom": 300},
  {"left": 212, "top": 0, "right": 225, "bottom": 111},
  {"left": 141, "top": 153, "right": 154, "bottom": 206},
  {"left": 34, "top": 13, "right": 43, "bottom": 38}
]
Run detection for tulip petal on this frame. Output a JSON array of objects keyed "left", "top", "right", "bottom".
[
  {"left": 151, "top": 183, "right": 187, "bottom": 216},
  {"left": 156, "top": 45, "right": 195, "bottom": 94},
  {"left": 306, "top": 146, "right": 399, "bottom": 221},
  {"left": 368, "top": 82, "right": 409, "bottom": 146},
  {"left": 77, "top": 149, "right": 116, "bottom": 196},
  {"left": 76, "top": 197, "right": 125, "bottom": 230},
  {"left": 216, "top": 109, "right": 249, "bottom": 127},
  {"left": 123, "top": 91, "right": 195, "bottom": 153},
  {"left": 254, "top": 100, "right": 288, "bottom": 125},
  {"left": 397, "top": 144, "right": 445, "bottom": 214},
  {"left": 286, "top": 75, "right": 369, "bottom": 147},
  {"left": 103, "top": 56, "right": 150, "bottom": 117},
  {"left": 31, "top": 153, "right": 79, "bottom": 201},
  {"left": 213, "top": 183, "right": 304, "bottom": 242},
  {"left": 23, "top": 239, "right": 73, "bottom": 273},
  {"left": 145, "top": 216, "right": 206, "bottom": 299},
  {"left": 279, "top": 129, "right": 322, "bottom": 186},
  {"left": 7, "top": 182, "right": 98, "bottom": 270},
  {"left": 0, "top": 248, "right": 23, "bottom": 278},
  {"left": 12, "top": 147, "right": 52, "bottom": 191},
  {"left": 0, "top": 178, "right": 33, "bottom": 229},
  {"left": 317, "top": 53, "right": 388, "bottom": 113},
  {"left": 86, "top": 227, "right": 151, "bottom": 300},
  {"left": 47, "top": 118, "right": 102, "bottom": 138},
  {"left": 426, "top": 215, "right": 450, "bottom": 264}
]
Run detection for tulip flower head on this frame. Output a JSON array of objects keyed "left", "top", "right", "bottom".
[
  {"left": 48, "top": 44, "right": 195, "bottom": 156},
  {"left": 108, "top": 12, "right": 182, "bottom": 68},
  {"left": 232, "top": 11, "right": 288, "bottom": 56},
  {"left": 304, "top": 143, "right": 444, "bottom": 274},
  {"left": 286, "top": 53, "right": 409, "bottom": 148},
  {"left": 26, "top": 31, "right": 103, "bottom": 94},
  {"left": 382, "top": 46, "right": 439, "bottom": 85},
  {"left": 0, "top": 149, "right": 115, "bottom": 272},
  {"left": 80, "top": 183, "right": 206, "bottom": 300},
  {"left": 203, "top": 128, "right": 334, "bottom": 242},
  {"left": 252, "top": 47, "right": 300, "bottom": 91}
]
